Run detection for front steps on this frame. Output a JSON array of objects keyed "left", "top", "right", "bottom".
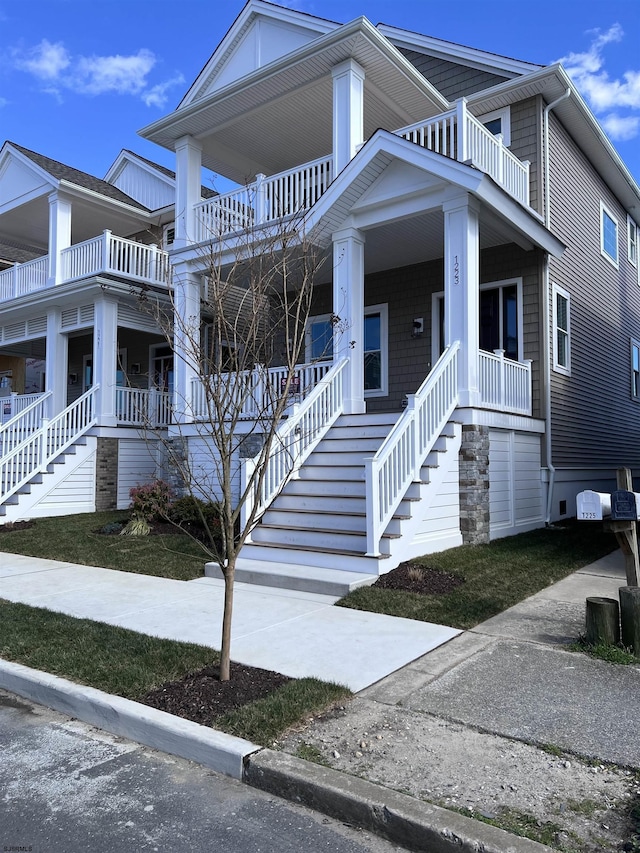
[{"left": 206, "top": 413, "right": 462, "bottom": 595}]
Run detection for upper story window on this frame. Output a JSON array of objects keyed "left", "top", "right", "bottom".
[
  {"left": 478, "top": 107, "right": 511, "bottom": 146},
  {"left": 628, "top": 215, "right": 638, "bottom": 267},
  {"left": 553, "top": 284, "right": 571, "bottom": 376},
  {"left": 600, "top": 202, "right": 619, "bottom": 267},
  {"left": 632, "top": 339, "right": 640, "bottom": 400}
]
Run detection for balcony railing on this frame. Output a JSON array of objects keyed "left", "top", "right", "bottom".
[
  {"left": 116, "top": 386, "right": 172, "bottom": 427},
  {"left": 479, "top": 349, "right": 532, "bottom": 415},
  {"left": 0, "top": 231, "right": 171, "bottom": 304}
]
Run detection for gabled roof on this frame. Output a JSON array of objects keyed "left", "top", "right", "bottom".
[
  {"left": 7, "top": 142, "right": 149, "bottom": 211},
  {"left": 105, "top": 149, "right": 216, "bottom": 200}
]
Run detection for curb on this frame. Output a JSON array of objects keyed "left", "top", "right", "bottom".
[
  {"left": 244, "top": 750, "right": 555, "bottom": 853},
  {"left": 0, "top": 659, "right": 258, "bottom": 779},
  {"left": 0, "top": 659, "right": 553, "bottom": 852}
]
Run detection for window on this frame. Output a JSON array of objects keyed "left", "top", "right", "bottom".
[
  {"left": 601, "top": 202, "right": 619, "bottom": 267},
  {"left": 628, "top": 215, "right": 638, "bottom": 267},
  {"left": 553, "top": 284, "right": 570, "bottom": 375},
  {"left": 632, "top": 340, "right": 640, "bottom": 401},
  {"left": 306, "top": 304, "right": 388, "bottom": 396},
  {"left": 478, "top": 107, "right": 511, "bottom": 146}
]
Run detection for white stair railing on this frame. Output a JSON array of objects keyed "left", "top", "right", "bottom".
[
  {"left": 0, "top": 391, "right": 52, "bottom": 456},
  {"left": 365, "top": 343, "right": 459, "bottom": 557},
  {"left": 241, "top": 358, "right": 347, "bottom": 528},
  {"left": 0, "top": 386, "right": 98, "bottom": 504}
]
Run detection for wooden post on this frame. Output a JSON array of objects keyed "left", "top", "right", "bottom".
[
  {"left": 619, "top": 586, "right": 640, "bottom": 654},
  {"left": 613, "top": 467, "right": 640, "bottom": 587},
  {"left": 585, "top": 597, "right": 620, "bottom": 646}
]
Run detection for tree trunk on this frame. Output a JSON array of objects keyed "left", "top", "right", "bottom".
[
  {"left": 619, "top": 585, "right": 640, "bottom": 655},
  {"left": 220, "top": 562, "right": 235, "bottom": 681},
  {"left": 585, "top": 596, "right": 620, "bottom": 646}
]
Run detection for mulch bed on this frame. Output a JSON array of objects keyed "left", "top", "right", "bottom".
[
  {"left": 139, "top": 662, "right": 291, "bottom": 726},
  {"left": 372, "top": 562, "right": 464, "bottom": 595},
  {"left": 0, "top": 520, "right": 34, "bottom": 532}
]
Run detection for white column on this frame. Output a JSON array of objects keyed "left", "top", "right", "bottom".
[
  {"left": 333, "top": 227, "right": 366, "bottom": 414},
  {"left": 45, "top": 308, "right": 67, "bottom": 415},
  {"left": 93, "top": 299, "right": 118, "bottom": 426},
  {"left": 332, "top": 59, "right": 365, "bottom": 175},
  {"left": 172, "top": 264, "right": 201, "bottom": 423},
  {"left": 175, "top": 135, "right": 203, "bottom": 249},
  {"left": 48, "top": 192, "right": 72, "bottom": 286},
  {"left": 443, "top": 195, "right": 481, "bottom": 408}
]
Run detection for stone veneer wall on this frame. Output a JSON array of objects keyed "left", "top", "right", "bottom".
[
  {"left": 459, "top": 424, "right": 490, "bottom": 545},
  {"left": 95, "top": 437, "right": 118, "bottom": 511}
]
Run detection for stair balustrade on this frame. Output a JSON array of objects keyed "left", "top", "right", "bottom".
[
  {"left": 365, "top": 342, "right": 459, "bottom": 557},
  {"left": 0, "top": 391, "right": 52, "bottom": 456},
  {"left": 241, "top": 358, "right": 347, "bottom": 528},
  {"left": 0, "top": 386, "right": 98, "bottom": 504}
]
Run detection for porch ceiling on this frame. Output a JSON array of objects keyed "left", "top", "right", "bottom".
[{"left": 140, "top": 20, "right": 449, "bottom": 184}]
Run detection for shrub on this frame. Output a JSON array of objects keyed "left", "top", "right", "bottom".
[
  {"left": 129, "top": 480, "right": 172, "bottom": 522},
  {"left": 167, "top": 495, "right": 222, "bottom": 538}
]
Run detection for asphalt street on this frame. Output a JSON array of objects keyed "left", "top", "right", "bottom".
[{"left": 0, "top": 689, "right": 403, "bottom": 853}]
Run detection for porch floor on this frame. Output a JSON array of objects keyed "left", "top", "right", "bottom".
[{"left": 0, "top": 554, "right": 459, "bottom": 692}]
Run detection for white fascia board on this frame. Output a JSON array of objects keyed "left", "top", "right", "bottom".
[
  {"left": 178, "top": 0, "right": 340, "bottom": 108},
  {"left": 377, "top": 23, "right": 541, "bottom": 78},
  {"left": 0, "top": 144, "right": 59, "bottom": 192},
  {"left": 57, "top": 180, "right": 153, "bottom": 220},
  {"left": 140, "top": 17, "right": 449, "bottom": 144}
]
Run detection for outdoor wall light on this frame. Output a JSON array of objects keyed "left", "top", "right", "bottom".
[
  {"left": 411, "top": 318, "right": 424, "bottom": 338},
  {"left": 68, "top": 373, "right": 78, "bottom": 384}
]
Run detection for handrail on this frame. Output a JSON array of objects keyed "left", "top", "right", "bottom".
[
  {"left": 365, "top": 343, "right": 459, "bottom": 556},
  {"left": 0, "top": 391, "right": 52, "bottom": 457},
  {"left": 116, "top": 386, "right": 172, "bottom": 427},
  {"left": 479, "top": 349, "right": 532, "bottom": 415},
  {"left": 0, "top": 386, "right": 98, "bottom": 504},
  {"left": 241, "top": 358, "right": 347, "bottom": 528}
]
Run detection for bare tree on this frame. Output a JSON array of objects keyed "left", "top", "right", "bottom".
[{"left": 137, "top": 198, "right": 326, "bottom": 680}]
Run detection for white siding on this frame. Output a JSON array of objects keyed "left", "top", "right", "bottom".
[
  {"left": 489, "top": 429, "right": 543, "bottom": 538},
  {"left": 117, "top": 439, "right": 161, "bottom": 509},
  {"left": 29, "top": 448, "right": 96, "bottom": 518}
]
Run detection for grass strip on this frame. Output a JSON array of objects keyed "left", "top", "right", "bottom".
[
  {"left": 337, "top": 521, "right": 617, "bottom": 629},
  {"left": 0, "top": 598, "right": 351, "bottom": 744},
  {"left": 0, "top": 511, "right": 207, "bottom": 580}
]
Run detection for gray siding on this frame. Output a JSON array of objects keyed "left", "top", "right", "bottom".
[
  {"left": 399, "top": 49, "right": 509, "bottom": 100},
  {"left": 547, "top": 113, "right": 640, "bottom": 468},
  {"left": 510, "top": 97, "right": 543, "bottom": 217}
]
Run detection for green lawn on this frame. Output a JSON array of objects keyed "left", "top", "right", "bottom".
[
  {"left": 0, "top": 511, "right": 208, "bottom": 580},
  {"left": 337, "top": 521, "right": 617, "bottom": 629}
]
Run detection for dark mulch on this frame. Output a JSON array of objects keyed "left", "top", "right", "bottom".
[
  {"left": 0, "top": 520, "right": 34, "bottom": 532},
  {"left": 373, "top": 562, "right": 464, "bottom": 595},
  {"left": 139, "top": 662, "right": 291, "bottom": 726}
]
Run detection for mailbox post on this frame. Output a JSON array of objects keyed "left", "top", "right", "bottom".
[{"left": 604, "top": 469, "right": 640, "bottom": 588}]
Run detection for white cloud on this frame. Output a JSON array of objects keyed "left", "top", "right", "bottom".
[
  {"left": 11, "top": 40, "right": 181, "bottom": 107},
  {"left": 556, "top": 24, "right": 640, "bottom": 141},
  {"left": 0, "top": 96, "right": 8, "bottom": 108}
]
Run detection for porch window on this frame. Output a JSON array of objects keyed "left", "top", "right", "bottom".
[
  {"left": 553, "top": 284, "right": 570, "bottom": 376},
  {"left": 628, "top": 215, "right": 638, "bottom": 268},
  {"left": 478, "top": 107, "right": 511, "bottom": 146},
  {"left": 601, "top": 202, "right": 619, "bottom": 267},
  {"left": 632, "top": 340, "right": 640, "bottom": 401},
  {"left": 307, "top": 303, "right": 388, "bottom": 396},
  {"left": 479, "top": 281, "right": 521, "bottom": 360}
]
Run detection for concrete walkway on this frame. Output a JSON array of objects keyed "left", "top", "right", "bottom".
[{"left": 0, "top": 552, "right": 459, "bottom": 692}]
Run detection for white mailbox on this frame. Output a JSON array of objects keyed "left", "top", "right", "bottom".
[{"left": 576, "top": 490, "right": 612, "bottom": 521}]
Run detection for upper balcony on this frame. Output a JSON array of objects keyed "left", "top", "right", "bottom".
[
  {"left": 0, "top": 231, "right": 171, "bottom": 304},
  {"left": 190, "top": 100, "right": 530, "bottom": 244}
]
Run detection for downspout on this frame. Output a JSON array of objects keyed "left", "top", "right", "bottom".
[{"left": 543, "top": 89, "right": 571, "bottom": 524}]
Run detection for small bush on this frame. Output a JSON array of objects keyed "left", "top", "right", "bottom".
[
  {"left": 168, "top": 496, "right": 222, "bottom": 537},
  {"left": 129, "top": 480, "right": 172, "bottom": 521}
]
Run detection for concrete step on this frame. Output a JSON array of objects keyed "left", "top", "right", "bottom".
[{"left": 205, "top": 557, "right": 377, "bottom": 596}]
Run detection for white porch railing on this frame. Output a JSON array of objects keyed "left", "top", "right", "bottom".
[
  {"left": 365, "top": 342, "right": 459, "bottom": 557},
  {"left": 193, "top": 156, "right": 334, "bottom": 243},
  {"left": 396, "top": 98, "right": 530, "bottom": 207},
  {"left": 241, "top": 357, "right": 347, "bottom": 527},
  {"left": 0, "top": 257, "right": 49, "bottom": 302},
  {"left": 0, "top": 386, "right": 97, "bottom": 504},
  {"left": 479, "top": 349, "right": 532, "bottom": 415},
  {"left": 116, "top": 387, "right": 172, "bottom": 427},
  {"left": 0, "top": 391, "right": 52, "bottom": 455},
  {"left": 190, "top": 360, "right": 332, "bottom": 421}
]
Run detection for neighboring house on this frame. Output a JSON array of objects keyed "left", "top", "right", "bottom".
[{"left": 2, "top": 0, "right": 640, "bottom": 584}]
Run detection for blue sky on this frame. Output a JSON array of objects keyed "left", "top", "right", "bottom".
[{"left": 2, "top": 0, "right": 640, "bottom": 187}]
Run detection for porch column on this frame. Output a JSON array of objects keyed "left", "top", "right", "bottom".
[
  {"left": 172, "top": 263, "right": 201, "bottom": 423},
  {"left": 175, "top": 135, "right": 203, "bottom": 249},
  {"left": 333, "top": 226, "right": 365, "bottom": 414},
  {"left": 45, "top": 308, "right": 67, "bottom": 415},
  {"left": 332, "top": 59, "right": 365, "bottom": 175},
  {"left": 93, "top": 299, "right": 118, "bottom": 426},
  {"left": 443, "top": 195, "right": 481, "bottom": 408},
  {"left": 47, "top": 192, "right": 72, "bottom": 286}
]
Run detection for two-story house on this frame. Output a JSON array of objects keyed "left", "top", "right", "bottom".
[{"left": 2, "top": 0, "right": 640, "bottom": 588}]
